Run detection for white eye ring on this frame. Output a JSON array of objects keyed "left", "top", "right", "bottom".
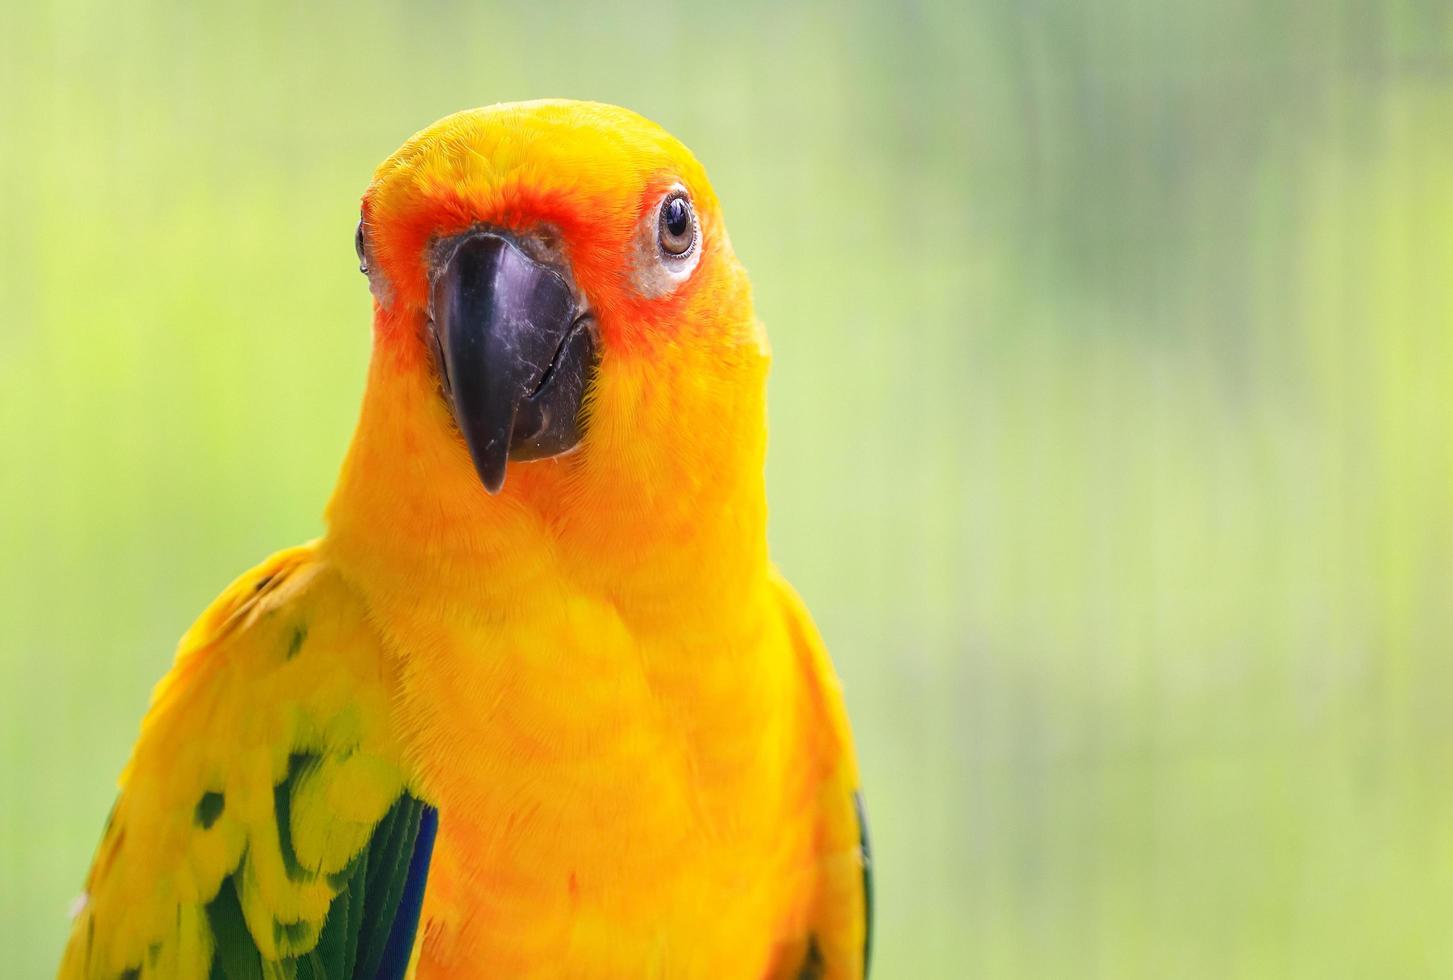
[{"left": 631, "top": 184, "right": 701, "bottom": 298}]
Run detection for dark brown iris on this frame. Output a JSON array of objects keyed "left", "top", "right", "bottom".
[{"left": 658, "top": 194, "right": 695, "bottom": 256}]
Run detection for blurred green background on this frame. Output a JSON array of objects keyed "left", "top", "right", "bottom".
[{"left": 4, "top": 0, "right": 1453, "bottom": 976}]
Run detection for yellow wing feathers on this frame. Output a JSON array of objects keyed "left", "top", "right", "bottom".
[
  {"left": 770, "top": 572, "right": 872, "bottom": 979},
  {"left": 60, "top": 545, "right": 414, "bottom": 980}
]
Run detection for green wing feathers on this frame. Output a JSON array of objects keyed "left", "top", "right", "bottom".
[
  {"left": 59, "top": 546, "right": 433, "bottom": 980},
  {"left": 203, "top": 787, "right": 436, "bottom": 980}
]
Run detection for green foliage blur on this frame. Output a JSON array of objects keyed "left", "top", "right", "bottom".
[{"left": 4, "top": 1, "right": 1453, "bottom": 976}]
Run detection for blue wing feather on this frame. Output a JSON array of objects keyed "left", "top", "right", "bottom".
[{"left": 372, "top": 804, "right": 439, "bottom": 980}]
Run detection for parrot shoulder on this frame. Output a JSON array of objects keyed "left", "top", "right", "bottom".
[
  {"left": 58, "top": 543, "right": 435, "bottom": 980},
  {"left": 769, "top": 569, "right": 873, "bottom": 979}
]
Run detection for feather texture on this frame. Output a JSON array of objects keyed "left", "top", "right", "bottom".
[
  {"left": 58, "top": 546, "right": 435, "bottom": 980},
  {"left": 62, "top": 101, "right": 868, "bottom": 979}
]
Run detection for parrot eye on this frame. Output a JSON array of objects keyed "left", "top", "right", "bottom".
[
  {"left": 354, "top": 219, "right": 369, "bottom": 274},
  {"left": 632, "top": 184, "right": 701, "bottom": 297},
  {"left": 657, "top": 192, "right": 696, "bottom": 258}
]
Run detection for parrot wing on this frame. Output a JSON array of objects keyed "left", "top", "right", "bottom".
[
  {"left": 772, "top": 572, "right": 873, "bottom": 980},
  {"left": 58, "top": 544, "right": 435, "bottom": 980}
]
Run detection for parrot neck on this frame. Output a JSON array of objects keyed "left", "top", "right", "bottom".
[{"left": 323, "top": 327, "right": 773, "bottom": 639}]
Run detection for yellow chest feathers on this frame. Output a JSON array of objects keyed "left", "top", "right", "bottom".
[{"left": 386, "top": 589, "right": 824, "bottom": 977}]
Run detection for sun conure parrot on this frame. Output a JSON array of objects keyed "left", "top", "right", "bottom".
[{"left": 57, "top": 100, "right": 870, "bottom": 980}]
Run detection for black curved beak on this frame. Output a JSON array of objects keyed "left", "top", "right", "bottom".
[{"left": 429, "top": 232, "right": 596, "bottom": 494}]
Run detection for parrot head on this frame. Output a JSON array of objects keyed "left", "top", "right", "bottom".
[
  {"left": 350, "top": 100, "right": 763, "bottom": 490},
  {"left": 329, "top": 101, "right": 770, "bottom": 597}
]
